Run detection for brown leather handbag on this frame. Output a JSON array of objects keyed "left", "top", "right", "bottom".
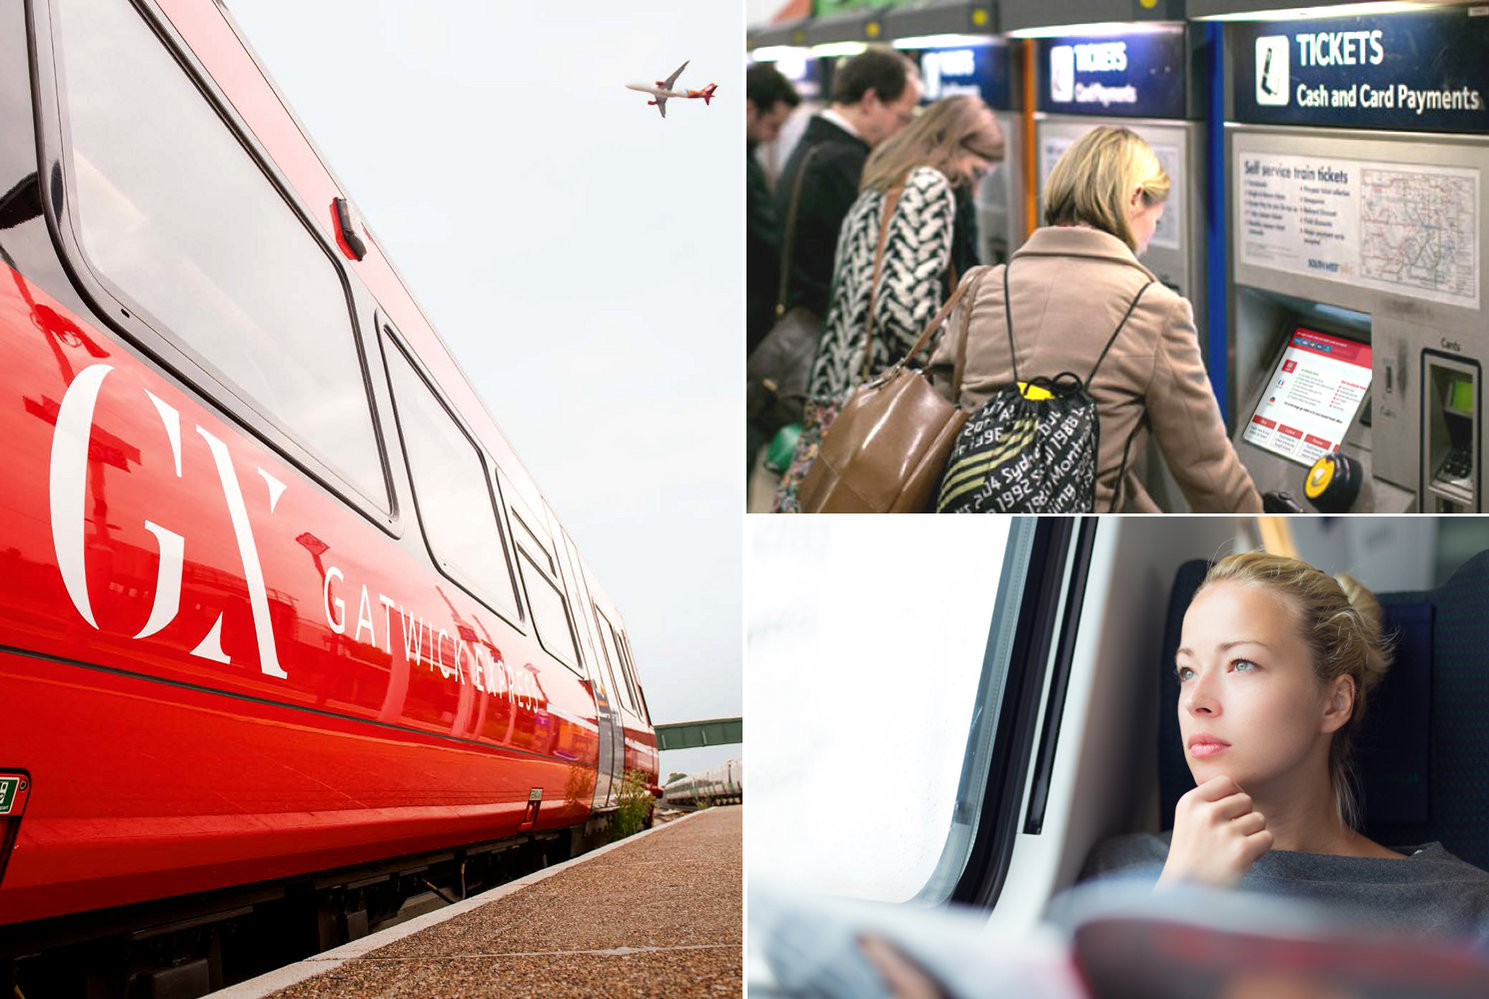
[{"left": 797, "top": 266, "right": 990, "bottom": 513}]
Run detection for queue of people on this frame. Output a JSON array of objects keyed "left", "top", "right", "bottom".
[{"left": 746, "top": 48, "right": 1262, "bottom": 514}]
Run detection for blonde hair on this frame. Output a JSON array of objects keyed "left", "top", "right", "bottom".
[
  {"left": 859, "top": 95, "right": 1004, "bottom": 194},
  {"left": 1196, "top": 552, "right": 1393, "bottom": 830},
  {"left": 1043, "top": 126, "right": 1171, "bottom": 253}
]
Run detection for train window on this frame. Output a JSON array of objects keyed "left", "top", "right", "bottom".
[
  {"left": 616, "top": 628, "right": 650, "bottom": 724},
  {"left": 53, "top": 0, "right": 387, "bottom": 509},
  {"left": 517, "top": 551, "right": 582, "bottom": 674},
  {"left": 591, "top": 606, "right": 629, "bottom": 712},
  {"left": 557, "top": 535, "right": 605, "bottom": 671},
  {"left": 512, "top": 514, "right": 557, "bottom": 578},
  {"left": 382, "top": 338, "right": 522, "bottom": 624},
  {"left": 748, "top": 516, "right": 1018, "bottom": 904},
  {"left": 595, "top": 608, "right": 637, "bottom": 715},
  {"left": 614, "top": 624, "right": 644, "bottom": 716}
]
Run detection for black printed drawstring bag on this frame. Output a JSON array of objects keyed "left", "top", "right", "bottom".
[{"left": 937, "top": 262, "right": 1152, "bottom": 514}]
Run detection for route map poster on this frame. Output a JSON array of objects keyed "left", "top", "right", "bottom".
[
  {"left": 1237, "top": 149, "right": 1479, "bottom": 309},
  {"left": 1244, "top": 328, "right": 1372, "bottom": 467}
]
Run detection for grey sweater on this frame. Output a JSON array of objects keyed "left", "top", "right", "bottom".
[{"left": 1082, "top": 831, "right": 1489, "bottom": 939}]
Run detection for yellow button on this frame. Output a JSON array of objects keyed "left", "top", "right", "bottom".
[{"left": 1306, "top": 457, "right": 1334, "bottom": 498}]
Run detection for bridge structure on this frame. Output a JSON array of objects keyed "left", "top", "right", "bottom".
[{"left": 654, "top": 717, "right": 742, "bottom": 751}]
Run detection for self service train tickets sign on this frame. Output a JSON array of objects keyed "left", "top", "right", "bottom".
[
  {"left": 1237, "top": 149, "right": 1479, "bottom": 311},
  {"left": 1036, "top": 26, "right": 1188, "bottom": 120},
  {"left": 1233, "top": 8, "right": 1489, "bottom": 134}
]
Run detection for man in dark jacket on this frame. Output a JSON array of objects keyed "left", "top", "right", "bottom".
[
  {"left": 773, "top": 48, "right": 921, "bottom": 319},
  {"left": 746, "top": 63, "right": 801, "bottom": 356}
]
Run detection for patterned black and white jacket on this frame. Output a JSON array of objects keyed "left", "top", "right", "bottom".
[{"left": 806, "top": 165, "right": 958, "bottom": 401}]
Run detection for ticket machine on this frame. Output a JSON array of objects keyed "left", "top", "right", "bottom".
[
  {"left": 1010, "top": 9, "right": 1210, "bottom": 508},
  {"left": 1211, "top": 3, "right": 1489, "bottom": 511}
]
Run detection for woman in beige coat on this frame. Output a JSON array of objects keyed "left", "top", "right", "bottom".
[{"left": 929, "top": 126, "right": 1261, "bottom": 512}]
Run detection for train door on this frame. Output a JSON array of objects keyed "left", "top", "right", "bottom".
[{"left": 553, "top": 526, "right": 624, "bottom": 811}]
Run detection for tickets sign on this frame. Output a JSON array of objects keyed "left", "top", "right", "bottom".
[
  {"left": 1037, "top": 26, "right": 1188, "bottom": 119},
  {"left": 916, "top": 43, "right": 1014, "bottom": 111},
  {"left": 1233, "top": 8, "right": 1489, "bottom": 134}
]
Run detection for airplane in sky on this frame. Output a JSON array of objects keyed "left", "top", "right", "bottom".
[{"left": 626, "top": 60, "right": 717, "bottom": 118}]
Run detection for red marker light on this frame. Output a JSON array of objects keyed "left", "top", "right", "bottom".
[{"left": 332, "top": 197, "right": 367, "bottom": 261}]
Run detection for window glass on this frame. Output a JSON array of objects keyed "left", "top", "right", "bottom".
[
  {"left": 620, "top": 630, "right": 648, "bottom": 721},
  {"left": 518, "top": 553, "right": 581, "bottom": 672},
  {"left": 55, "top": 0, "right": 386, "bottom": 506},
  {"left": 512, "top": 515, "right": 556, "bottom": 577},
  {"left": 748, "top": 516, "right": 1011, "bottom": 903},
  {"left": 593, "top": 610, "right": 625, "bottom": 709},
  {"left": 595, "top": 608, "right": 635, "bottom": 714},
  {"left": 383, "top": 341, "right": 520, "bottom": 622},
  {"left": 612, "top": 623, "right": 644, "bottom": 715}
]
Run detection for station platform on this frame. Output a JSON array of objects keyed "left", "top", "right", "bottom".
[{"left": 210, "top": 806, "right": 741, "bottom": 999}]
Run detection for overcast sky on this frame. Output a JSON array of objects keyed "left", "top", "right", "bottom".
[{"left": 228, "top": 1, "right": 742, "bottom": 777}]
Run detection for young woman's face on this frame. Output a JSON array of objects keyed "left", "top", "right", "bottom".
[
  {"left": 954, "top": 147, "right": 996, "bottom": 188},
  {"left": 1176, "top": 581, "right": 1339, "bottom": 795}
]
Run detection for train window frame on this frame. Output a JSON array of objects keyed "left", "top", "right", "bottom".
[
  {"left": 511, "top": 514, "right": 558, "bottom": 579},
  {"left": 378, "top": 325, "right": 525, "bottom": 630},
  {"left": 514, "top": 549, "right": 584, "bottom": 678},
  {"left": 506, "top": 507, "right": 585, "bottom": 677},
  {"left": 29, "top": 0, "right": 401, "bottom": 534},
  {"left": 750, "top": 517, "right": 1081, "bottom": 908},
  {"left": 591, "top": 604, "right": 632, "bottom": 719},
  {"left": 916, "top": 517, "right": 1093, "bottom": 907},
  {"left": 594, "top": 606, "right": 638, "bottom": 717},
  {"left": 615, "top": 625, "right": 647, "bottom": 723},
  {"left": 554, "top": 531, "right": 608, "bottom": 686}
]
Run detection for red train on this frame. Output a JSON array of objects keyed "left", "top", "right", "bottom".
[{"left": 0, "top": 0, "right": 656, "bottom": 989}]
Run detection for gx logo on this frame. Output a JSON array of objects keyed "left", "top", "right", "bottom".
[{"left": 48, "top": 364, "right": 288, "bottom": 678}]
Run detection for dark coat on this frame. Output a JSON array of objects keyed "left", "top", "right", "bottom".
[
  {"left": 746, "top": 147, "right": 781, "bottom": 356},
  {"left": 951, "top": 184, "right": 980, "bottom": 279},
  {"left": 772, "top": 115, "right": 870, "bottom": 319}
]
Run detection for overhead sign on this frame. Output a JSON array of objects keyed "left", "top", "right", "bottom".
[
  {"left": 915, "top": 43, "right": 1013, "bottom": 110},
  {"left": 1233, "top": 8, "right": 1489, "bottom": 134},
  {"left": 1036, "top": 27, "right": 1187, "bottom": 119}
]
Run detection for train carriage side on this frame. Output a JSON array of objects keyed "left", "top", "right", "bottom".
[{"left": 0, "top": 0, "right": 650, "bottom": 944}]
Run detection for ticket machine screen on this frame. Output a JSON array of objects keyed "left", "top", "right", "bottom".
[{"left": 1242, "top": 328, "right": 1372, "bottom": 467}]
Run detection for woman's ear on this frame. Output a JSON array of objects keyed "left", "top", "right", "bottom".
[
  {"left": 1321, "top": 675, "right": 1356, "bottom": 734},
  {"left": 1127, "top": 185, "right": 1145, "bottom": 216}
]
